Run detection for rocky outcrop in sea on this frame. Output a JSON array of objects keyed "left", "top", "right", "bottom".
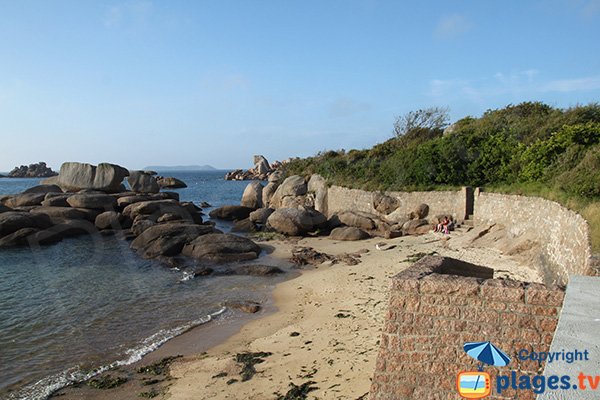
[
  {"left": 225, "top": 155, "right": 284, "bottom": 181},
  {"left": 0, "top": 162, "right": 264, "bottom": 269},
  {"left": 8, "top": 162, "right": 57, "bottom": 178}
]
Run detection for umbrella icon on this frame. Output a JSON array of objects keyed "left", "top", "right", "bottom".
[{"left": 463, "top": 341, "right": 511, "bottom": 370}]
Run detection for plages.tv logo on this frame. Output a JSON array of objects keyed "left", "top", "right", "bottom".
[{"left": 456, "top": 341, "right": 511, "bottom": 399}]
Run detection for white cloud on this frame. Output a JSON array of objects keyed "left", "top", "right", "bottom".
[
  {"left": 434, "top": 14, "right": 472, "bottom": 39},
  {"left": 428, "top": 70, "right": 600, "bottom": 103},
  {"left": 541, "top": 76, "right": 600, "bottom": 92}
]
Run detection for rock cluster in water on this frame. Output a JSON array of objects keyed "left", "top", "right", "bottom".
[
  {"left": 225, "top": 155, "right": 285, "bottom": 181},
  {"left": 8, "top": 162, "right": 58, "bottom": 178},
  {"left": 0, "top": 162, "right": 264, "bottom": 269}
]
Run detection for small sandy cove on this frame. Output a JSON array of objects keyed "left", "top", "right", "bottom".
[{"left": 165, "top": 229, "right": 540, "bottom": 400}]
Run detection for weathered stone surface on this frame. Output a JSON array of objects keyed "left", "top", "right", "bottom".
[
  {"left": 410, "top": 203, "right": 429, "bottom": 219},
  {"left": 182, "top": 233, "right": 261, "bottom": 262},
  {"left": 402, "top": 219, "right": 430, "bottom": 235},
  {"left": 42, "top": 193, "right": 72, "bottom": 207},
  {"left": 131, "top": 219, "right": 155, "bottom": 236},
  {"left": 127, "top": 171, "right": 160, "bottom": 193},
  {"left": 131, "top": 223, "right": 215, "bottom": 258},
  {"left": 248, "top": 208, "right": 274, "bottom": 224},
  {"left": 67, "top": 194, "right": 117, "bottom": 210},
  {"left": 2, "top": 193, "right": 46, "bottom": 208},
  {"left": 268, "top": 170, "right": 283, "bottom": 183},
  {"left": 123, "top": 200, "right": 177, "bottom": 219},
  {"left": 157, "top": 177, "right": 187, "bottom": 189},
  {"left": 262, "top": 182, "right": 279, "bottom": 207},
  {"left": 225, "top": 300, "right": 261, "bottom": 313},
  {"left": 330, "top": 226, "right": 370, "bottom": 241},
  {"left": 336, "top": 211, "right": 378, "bottom": 231},
  {"left": 231, "top": 219, "right": 257, "bottom": 233},
  {"left": 254, "top": 155, "right": 271, "bottom": 175},
  {"left": 208, "top": 205, "right": 254, "bottom": 221},
  {"left": 0, "top": 228, "right": 39, "bottom": 247},
  {"left": 95, "top": 211, "right": 130, "bottom": 230},
  {"left": 0, "top": 212, "right": 52, "bottom": 236},
  {"left": 241, "top": 181, "right": 263, "bottom": 209},
  {"left": 270, "top": 176, "right": 307, "bottom": 208},
  {"left": 307, "top": 174, "right": 328, "bottom": 215},
  {"left": 374, "top": 193, "right": 399, "bottom": 215},
  {"left": 33, "top": 220, "right": 96, "bottom": 242},
  {"left": 0, "top": 204, "right": 12, "bottom": 214},
  {"left": 23, "top": 184, "right": 63, "bottom": 195},
  {"left": 30, "top": 206, "right": 99, "bottom": 222},
  {"left": 267, "top": 207, "right": 327, "bottom": 236},
  {"left": 43, "top": 162, "right": 129, "bottom": 193},
  {"left": 157, "top": 213, "right": 182, "bottom": 223},
  {"left": 8, "top": 162, "right": 57, "bottom": 178}
]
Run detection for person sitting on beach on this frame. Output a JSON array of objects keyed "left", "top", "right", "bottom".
[{"left": 441, "top": 216, "right": 451, "bottom": 234}]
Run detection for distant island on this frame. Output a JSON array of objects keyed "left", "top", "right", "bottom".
[{"left": 143, "top": 165, "right": 217, "bottom": 171}]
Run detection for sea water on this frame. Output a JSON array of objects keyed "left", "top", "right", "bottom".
[{"left": 0, "top": 171, "right": 279, "bottom": 399}]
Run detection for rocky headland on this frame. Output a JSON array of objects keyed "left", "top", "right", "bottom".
[
  {"left": 8, "top": 162, "right": 58, "bottom": 178},
  {"left": 224, "top": 155, "right": 284, "bottom": 181}
]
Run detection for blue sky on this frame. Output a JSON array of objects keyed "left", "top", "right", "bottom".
[{"left": 1, "top": 0, "right": 599, "bottom": 171}]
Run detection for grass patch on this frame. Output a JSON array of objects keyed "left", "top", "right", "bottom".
[{"left": 138, "top": 388, "right": 160, "bottom": 398}]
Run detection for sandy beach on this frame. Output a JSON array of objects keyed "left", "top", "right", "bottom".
[{"left": 165, "top": 227, "right": 541, "bottom": 399}]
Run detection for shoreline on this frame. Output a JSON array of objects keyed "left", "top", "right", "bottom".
[{"left": 165, "top": 231, "right": 541, "bottom": 399}]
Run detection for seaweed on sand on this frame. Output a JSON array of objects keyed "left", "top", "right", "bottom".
[
  {"left": 86, "top": 374, "right": 128, "bottom": 389},
  {"left": 235, "top": 351, "right": 272, "bottom": 381},
  {"left": 276, "top": 381, "right": 318, "bottom": 400},
  {"left": 137, "top": 355, "right": 182, "bottom": 375}
]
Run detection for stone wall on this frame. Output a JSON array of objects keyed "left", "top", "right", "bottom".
[
  {"left": 474, "top": 191, "right": 594, "bottom": 286},
  {"left": 326, "top": 186, "right": 468, "bottom": 221},
  {"left": 370, "top": 256, "right": 565, "bottom": 400}
]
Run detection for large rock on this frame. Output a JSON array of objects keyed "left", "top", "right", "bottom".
[
  {"left": 0, "top": 228, "right": 39, "bottom": 247},
  {"left": 157, "top": 177, "right": 187, "bottom": 189},
  {"left": 241, "top": 181, "right": 264, "bottom": 209},
  {"left": 43, "top": 162, "right": 129, "bottom": 193},
  {"left": 330, "top": 226, "right": 370, "bottom": 241},
  {"left": 262, "top": 182, "right": 279, "bottom": 207},
  {"left": 249, "top": 208, "right": 274, "bottom": 224},
  {"left": 132, "top": 219, "right": 155, "bottom": 236},
  {"left": 182, "top": 233, "right": 261, "bottom": 262},
  {"left": 374, "top": 193, "right": 399, "bottom": 215},
  {"left": 123, "top": 200, "right": 178, "bottom": 219},
  {"left": 95, "top": 211, "right": 130, "bottom": 230},
  {"left": 8, "top": 162, "right": 57, "bottom": 178},
  {"left": 275, "top": 175, "right": 307, "bottom": 197},
  {"left": 402, "top": 219, "right": 430, "bottom": 235},
  {"left": 41, "top": 194, "right": 72, "bottom": 207},
  {"left": 254, "top": 155, "right": 271, "bottom": 176},
  {"left": 127, "top": 171, "right": 160, "bottom": 193},
  {"left": 209, "top": 205, "right": 254, "bottom": 221},
  {"left": 231, "top": 219, "right": 257, "bottom": 233},
  {"left": 0, "top": 204, "right": 12, "bottom": 214},
  {"left": 2, "top": 193, "right": 46, "bottom": 208},
  {"left": 307, "top": 174, "right": 328, "bottom": 215},
  {"left": 131, "top": 223, "right": 215, "bottom": 259},
  {"left": 0, "top": 212, "right": 53, "bottom": 236},
  {"left": 66, "top": 194, "right": 117, "bottom": 210},
  {"left": 410, "top": 203, "right": 430, "bottom": 219},
  {"left": 31, "top": 220, "right": 96, "bottom": 243},
  {"left": 30, "top": 206, "right": 99, "bottom": 222},
  {"left": 336, "top": 211, "right": 377, "bottom": 231},
  {"left": 266, "top": 207, "right": 327, "bottom": 236},
  {"left": 23, "top": 185, "right": 63, "bottom": 195}
]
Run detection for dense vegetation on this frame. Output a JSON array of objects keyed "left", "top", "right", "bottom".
[{"left": 284, "top": 102, "right": 600, "bottom": 249}]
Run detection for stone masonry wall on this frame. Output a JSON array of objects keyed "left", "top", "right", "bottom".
[
  {"left": 370, "top": 256, "right": 565, "bottom": 400},
  {"left": 474, "top": 191, "right": 594, "bottom": 286},
  {"left": 327, "top": 186, "right": 468, "bottom": 221}
]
